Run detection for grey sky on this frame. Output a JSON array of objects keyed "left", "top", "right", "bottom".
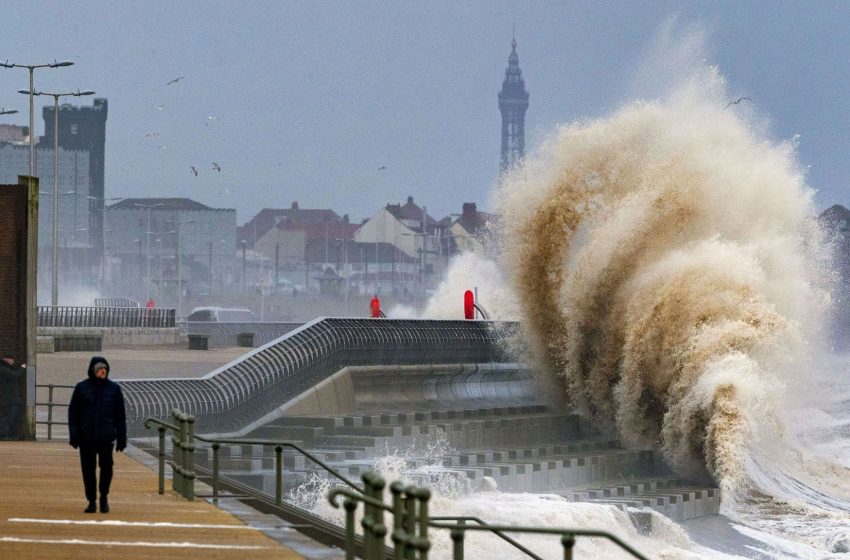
[{"left": 1, "top": 1, "right": 848, "bottom": 224}]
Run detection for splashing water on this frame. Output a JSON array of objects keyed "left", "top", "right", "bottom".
[
  {"left": 493, "top": 67, "right": 850, "bottom": 555},
  {"left": 389, "top": 251, "right": 520, "bottom": 320}
]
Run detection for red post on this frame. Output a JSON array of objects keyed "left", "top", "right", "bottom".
[
  {"left": 370, "top": 294, "right": 382, "bottom": 318},
  {"left": 464, "top": 290, "right": 475, "bottom": 320}
]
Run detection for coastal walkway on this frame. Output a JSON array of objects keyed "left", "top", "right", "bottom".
[{"left": 0, "top": 441, "right": 303, "bottom": 560}]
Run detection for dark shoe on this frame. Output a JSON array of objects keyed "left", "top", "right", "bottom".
[
  {"left": 99, "top": 497, "right": 109, "bottom": 513},
  {"left": 84, "top": 501, "right": 96, "bottom": 513}
]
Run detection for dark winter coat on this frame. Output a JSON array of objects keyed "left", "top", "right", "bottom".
[{"left": 68, "top": 356, "right": 127, "bottom": 449}]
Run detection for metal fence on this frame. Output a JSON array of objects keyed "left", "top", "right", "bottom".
[
  {"left": 38, "top": 306, "right": 176, "bottom": 328},
  {"left": 148, "top": 410, "right": 650, "bottom": 560},
  {"left": 120, "top": 318, "right": 519, "bottom": 435},
  {"left": 185, "top": 322, "right": 303, "bottom": 348}
]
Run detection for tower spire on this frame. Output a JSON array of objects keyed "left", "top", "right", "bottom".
[{"left": 498, "top": 33, "right": 529, "bottom": 173}]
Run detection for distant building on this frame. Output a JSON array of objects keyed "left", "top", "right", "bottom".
[
  {"left": 0, "top": 124, "right": 28, "bottom": 143},
  {"left": 0, "top": 142, "right": 91, "bottom": 250},
  {"left": 445, "top": 202, "right": 496, "bottom": 257},
  {"left": 498, "top": 36, "right": 529, "bottom": 173},
  {"left": 104, "top": 197, "right": 236, "bottom": 300},
  {"left": 238, "top": 202, "right": 340, "bottom": 249},
  {"left": 355, "top": 196, "right": 446, "bottom": 296},
  {"left": 305, "top": 238, "right": 417, "bottom": 296},
  {"left": 43, "top": 99, "right": 108, "bottom": 259}
]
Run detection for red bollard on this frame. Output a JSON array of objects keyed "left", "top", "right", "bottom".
[
  {"left": 464, "top": 290, "right": 475, "bottom": 320},
  {"left": 370, "top": 294, "right": 382, "bottom": 318}
]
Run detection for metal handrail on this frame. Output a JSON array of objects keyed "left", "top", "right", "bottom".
[
  {"left": 430, "top": 517, "right": 543, "bottom": 560},
  {"left": 428, "top": 522, "right": 651, "bottom": 560},
  {"left": 143, "top": 412, "right": 363, "bottom": 506},
  {"left": 329, "top": 474, "right": 653, "bottom": 560},
  {"left": 35, "top": 383, "right": 75, "bottom": 439}
]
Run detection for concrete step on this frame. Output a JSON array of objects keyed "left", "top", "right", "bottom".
[{"left": 558, "top": 478, "right": 721, "bottom": 522}]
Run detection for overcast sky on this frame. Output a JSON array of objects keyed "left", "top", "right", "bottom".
[{"left": 1, "top": 1, "right": 848, "bottom": 224}]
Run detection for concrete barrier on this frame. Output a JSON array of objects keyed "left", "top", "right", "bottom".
[{"left": 37, "top": 327, "right": 182, "bottom": 346}]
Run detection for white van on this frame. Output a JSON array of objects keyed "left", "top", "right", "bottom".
[{"left": 186, "top": 307, "right": 255, "bottom": 322}]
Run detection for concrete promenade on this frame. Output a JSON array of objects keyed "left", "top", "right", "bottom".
[{"left": 0, "top": 441, "right": 303, "bottom": 560}]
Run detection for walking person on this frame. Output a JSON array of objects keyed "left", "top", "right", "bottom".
[{"left": 68, "top": 356, "right": 127, "bottom": 513}]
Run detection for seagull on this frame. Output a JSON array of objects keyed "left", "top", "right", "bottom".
[
  {"left": 207, "top": 115, "right": 219, "bottom": 121},
  {"left": 154, "top": 104, "right": 165, "bottom": 111},
  {"left": 212, "top": 162, "right": 221, "bottom": 172},
  {"left": 190, "top": 166, "right": 198, "bottom": 176},
  {"left": 144, "top": 132, "right": 160, "bottom": 137},
  {"left": 725, "top": 97, "right": 752, "bottom": 109},
  {"left": 378, "top": 166, "right": 387, "bottom": 171},
  {"left": 166, "top": 77, "right": 184, "bottom": 85},
  {"left": 156, "top": 145, "right": 168, "bottom": 150}
]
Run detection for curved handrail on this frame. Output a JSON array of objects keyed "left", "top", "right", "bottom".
[{"left": 122, "top": 318, "right": 518, "bottom": 435}]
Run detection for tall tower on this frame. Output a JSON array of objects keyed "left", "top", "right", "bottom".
[
  {"left": 498, "top": 35, "right": 529, "bottom": 173},
  {"left": 43, "top": 98, "right": 108, "bottom": 258}
]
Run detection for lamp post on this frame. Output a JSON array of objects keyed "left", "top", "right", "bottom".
[
  {"left": 87, "top": 196, "right": 124, "bottom": 289},
  {"left": 0, "top": 108, "right": 19, "bottom": 116},
  {"left": 2, "top": 59, "right": 74, "bottom": 177},
  {"left": 20, "top": 88, "right": 95, "bottom": 305},
  {"left": 167, "top": 219, "right": 194, "bottom": 317},
  {"left": 241, "top": 240, "right": 247, "bottom": 293},
  {"left": 133, "top": 203, "right": 164, "bottom": 301}
]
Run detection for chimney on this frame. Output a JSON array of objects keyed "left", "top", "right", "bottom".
[
  {"left": 462, "top": 202, "right": 476, "bottom": 221},
  {"left": 407, "top": 196, "right": 414, "bottom": 205},
  {"left": 291, "top": 201, "right": 299, "bottom": 210}
]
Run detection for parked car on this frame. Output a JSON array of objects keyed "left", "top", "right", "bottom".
[{"left": 186, "top": 306, "right": 255, "bottom": 322}]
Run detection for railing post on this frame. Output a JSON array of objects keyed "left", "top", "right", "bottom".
[
  {"left": 343, "top": 497, "right": 357, "bottom": 560},
  {"left": 47, "top": 384, "right": 54, "bottom": 440},
  {"left": 362, "top": 473, "right": 376, "bottom": 560},
  {"left": 372, "top": 475, "right": 386, "bottom": 560},
  {"left": 561, "top": 533, "right": 575, "bottom": 560},
  {"left": 171, "top": 410, "right": 184, "bottom": 495},
  {"left": 157, "top": 426, "right": 165, "bottom": 494},
  {"left": 451, "top": 520, "right": 465, "bottom": 560},
  {"left": 212, "top": 442, "right": 220, "bottom": 503},
  {"left": 185, "top": 415, "right": 196, "bottom": 501},
  {"left": 274, "top": 444, "right": 283, "bottom": 506},
  {"left": 404, "top": 485, "right": 417, "bottom": 560},
  {"left": 415, "top": 487, "right": 431, "bottom": 560},
  {"left": 390, "top": 481, "right": 407, "bottom": 559}
]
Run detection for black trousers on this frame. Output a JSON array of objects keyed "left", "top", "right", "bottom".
[{"left": 78, "top": 441, "right": 114, "bottom": 501}]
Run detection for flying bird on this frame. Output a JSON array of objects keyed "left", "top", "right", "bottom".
[
  {"left": 212, "top": 162, "right": 221, "bottom": 172},
  {"left": 166, "top": 77, "right": 184, "bottom": 85},
  {"left": 156, "top": 145, "right": 168, "bottom": 150},
  {"left": 725, "top": 97, "right": 752, "bottom": 109},
  {"left": 154, "top": 104, "right": 165, "bottom": 111},
  {"left": 378, "top": 166, "right": 387, "bottom": 171},
  {"left": 190, "top": 166, "right": 198, "bottom": 176},
  {"left": 207, "top": 115, "right": 219, "bottom": 121},
  {"left": 144, "top": 132, "right": 160, "bottom": 137}
]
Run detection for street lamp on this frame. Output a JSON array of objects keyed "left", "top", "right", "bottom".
[
  {"left": 166, "top": 219, "right": 194, "bottom": 317},
  {"left": 0, "top": 107, "right": 19, "bottom": 115},
  {"left": 20, "top": 88, "right": 95, "bottom": 306},
  {"left": 1, "top": 59, "right": 74, "bottom": 177},
  {"left": 87, "top": 196, "right": 124, "bottom": 288},
  {"left": 133, "top": 202, "right": 164, "bottom": 301}
]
